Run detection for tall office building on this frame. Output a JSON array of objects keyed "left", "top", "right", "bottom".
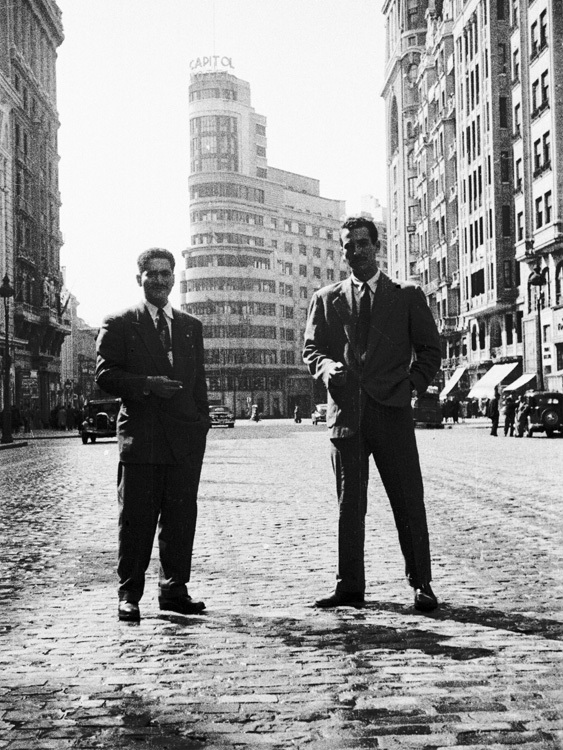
[
  {"left": 383, "top": 0, "right": 527, "bottom": 396},
  {"left": 0, "top": 0, "right": 68, "bottom": 424},
  {"left": 181, "top": 66, "right": 346, "bottom": 417},
  {"left": 510, "top": 0, "right": 563, "bottom": 390}
]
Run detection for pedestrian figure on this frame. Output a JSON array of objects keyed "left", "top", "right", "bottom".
[
  {"left": 294, "top": 405, "right": 302, "bottom": 423},
  {"left": 515, "top": 396, "right": 530, "bottom": 437},
  {"left": 96, "top": 248, "right": 210, "bottom": 622},
  {"left": 487, "top": 391, "right": 500, "bottom": 436},
  {"left": 503, "top": 394, "right": 517, "bottom": 436},
  {"left": 303, "top": 216, "right": 441, "bottom": 612},
  {"left": 57, "top": 405, "right": 67, "bottom": 431},
  {"left": 451, "top": 397, "right": 460, "bottom": 424}
]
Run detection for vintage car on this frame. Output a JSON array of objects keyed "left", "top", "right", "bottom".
[
  {"left": 209, "top": 405, "right": 235, "bottom": 428},
  {"left": 311, "top": 403, "right": 327, "bottom": 425},
  {"left": 81, "top": 398, "right": 120, "bottom": 444},
  {"left": 521, "top": 391, "right": 563, "bottom": 437}
]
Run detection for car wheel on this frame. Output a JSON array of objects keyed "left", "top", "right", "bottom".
[
  {"left": 81, "top": 433, "right": 88, "bottom": 444},
  {"left": 541, "top": 408, "right": 560, "bottom": 429},
  {"left": 90, "top": 435, "right": 97, "bottom": 443}
]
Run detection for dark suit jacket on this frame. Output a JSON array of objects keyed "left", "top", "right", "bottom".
[
  {"left": 95, "top": 302, "right": 209, "bottom": 464},
  {"left": 303, "top": 273, "right": 441, "bottom": 438}
]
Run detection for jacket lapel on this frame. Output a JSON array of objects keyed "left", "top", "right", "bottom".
[
  {"left": 170, "top": 312, "right": 194, "bottom": 379},
  {"left": 131, "top": 303, "right": 173, "bottom": 376},
  {"left": 364, "top": 273, "right": 397, "bottom": 361},
  {"left": 331, "top": 278, "right": 357, "bottom": 353}
]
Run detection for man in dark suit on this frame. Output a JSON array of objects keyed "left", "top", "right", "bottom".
[
  {"left": 96, "top": 248, "right": 210, "bottom": 622},
  {"left": 303, "top": 216, "right": 441, "bottom": 612}
]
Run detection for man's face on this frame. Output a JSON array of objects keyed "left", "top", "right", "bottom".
[
  {"left": 340, "top": 226, "right": 380, "bottom": 281},
  {"left": 136, "top": 258, "right": 175, "bottom": 307}
]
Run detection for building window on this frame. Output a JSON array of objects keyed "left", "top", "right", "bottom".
[
  {"left": 557, "top": 344, "right": 563, "bottom": 372},
  {"left": 256, "top": 145, "right": 266, "bottom": 157},
  {"left": 541, "top": 70, "right": 549, "bottom": 106},
  {"left": 533, "top": 138, "right": 542, "bottom": 172},
  {"left": 299, "top": 265, "right": 307, "bottom": 276},
  {"left": 515, "top": 158, "right": 522, "bottom": 191},
  {"left": 512, "top": 48, "right": 520, "bottom": 80},
  {"left": 500, "top": 151, "right": 510, "bottom": 182},
  {"left": 256, "top": 123, "right": 266, "bottom": 136},
  {"left": 535, "top": 196, "right": 543, "bottom": 228},
  {"left": 543, "top": 131, "right": 551, "bottom": 167},
  {"left": 284, "top": 242, "right": 293, "bottom": 253},
  {"left": 313, "top": 247, "right": 321, "bottom": 258},
  {"left": 503, "top": 260, "right": 513, "bottom": 288},
  {"left": 326, "top": 269, "right": 334, "bottom": 281},
  {"left": 544, "top": 190, "right": 552, "bottom": 223},
  {"left": 299, "top": 286, "right": 308, "bottom": 299},
  {"left": 326, "top": 248, "right": 334, "bottom": 261},
  {"left": 539, "top": 10, "right": 548, "bottom": 48},
  {"left": 517, "top": 211, "right": 524, "bottom": 241},
  {"left": 497, "top": 0, "right": 505, "bottom": 19},
  {"left": 502, "top": 205, "right": 511, "bottom": 236},
  {"left": 313, "top": 267, "right": 321, "bottom": 279},
  {"left": 514, "top": 102, "right": 521, "bottom": 136},
  {"left": 257, "top": 167, "right": 267, "bottom": 178},
  {"left": 499, "top": 96, "right": 508, "bottom": 128}
]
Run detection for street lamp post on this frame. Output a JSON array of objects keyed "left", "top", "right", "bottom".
[
  {"left": 0, "top": 274, "right": 15, "bottom": 444},
  {"left": 528, "top": 267, "right": 546, "bottom": 392}
]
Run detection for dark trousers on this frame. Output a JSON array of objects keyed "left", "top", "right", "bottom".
[
  {"left": 117, "top": 451, "right": 205, "bottom": 603},
  {"left": 330, "top": 398, "right": 432, "bottom": 594}
]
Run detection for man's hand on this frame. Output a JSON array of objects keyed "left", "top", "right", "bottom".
[
  {"left": 146, "top": 376, "right": 183, "bottom": 399},
  {"left": 327, "top": 362, "right": 347, "bottom": 387}
]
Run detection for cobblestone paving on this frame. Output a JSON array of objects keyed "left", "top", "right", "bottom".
[{"left": 0, "top": 420, "right": 562, "bottom": 749}]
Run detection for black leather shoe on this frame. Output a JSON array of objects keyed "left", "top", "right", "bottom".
[
  {"left": 118, "top": 601, "right": 140, "bottom": 622},
  {"left": 314, "top": 591, "right": 365, "bottom": 608},
  {"left": 158, "top": 595, "right": 206, "bottom": 615},
  {"left": 414, "top": 583, "right": 438, "bottom": 612}
]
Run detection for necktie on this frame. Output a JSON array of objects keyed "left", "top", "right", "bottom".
[
  {"left": 356, "top": 283, "right": 372, "bottom": 355},
  {"left": 156, "top": 308, "right": 172, "bottom": 359}
]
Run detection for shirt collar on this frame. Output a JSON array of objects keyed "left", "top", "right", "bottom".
[
  {"left": 144, "top": 300, "right": 174, "bottom": 321},
  {"left": 351, "top": 269, "right": 380, "bottom": 294}
]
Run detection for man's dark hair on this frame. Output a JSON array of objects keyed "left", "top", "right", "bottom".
[
  {"left": 137, "top": 248, "right": 175, "bottom": 273},
  {"left": 340, "top": 216, "right": 379, "bottom": 245}
]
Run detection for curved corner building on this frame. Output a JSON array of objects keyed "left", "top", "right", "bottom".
[{"left": 181, "top": 69, "right": 345, "bottom": 418}]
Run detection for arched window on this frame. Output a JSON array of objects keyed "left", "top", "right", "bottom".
[
  {"left": 556, "top": 262, "right": 563, "bottom": 305},
  {"left": 479, "top": 322, "right": 486, "bottom": 349},
  {"left": 471, "top": 325, "right": 478, "bottom": 351},
  {"left": 490, "top": 319, "right": 502, "bottom": 348}
]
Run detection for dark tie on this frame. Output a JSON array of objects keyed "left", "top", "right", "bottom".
[
  {"left": 356, "top": 283, "right": 372, "bottom": 355},
  {"left": 156, "top": 308, "right": 172, "bottom": 357}
]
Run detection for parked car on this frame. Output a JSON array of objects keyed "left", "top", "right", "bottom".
[
  {"left": 81, "top": 398, "right": 120, "bottom": 444},
  {"left": 521, "top": 391, "right": 563, "bottom": 437},
  {"left": 209, "top": 405, "right": 235, "bottom": 428},
  {"left": 311, "top": 404, "right": 327, "bottom": 425}
]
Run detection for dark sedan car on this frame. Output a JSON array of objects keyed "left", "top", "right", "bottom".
[
  {"left": 209, "top": 405, "right": 235, "bottom": 428},
  {"left": 81, "top": 398, "right": 120, "bottom": 444},
  {"left": 520, "top": 391, "right": 563, "bottom": 437}
]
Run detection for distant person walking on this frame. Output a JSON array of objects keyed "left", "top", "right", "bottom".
[
  {"left": 488, "top": 391, "right": 500, "bottom": 436},
  {"left": 503, "top": 395, "right": 517, "bottom": 436}
]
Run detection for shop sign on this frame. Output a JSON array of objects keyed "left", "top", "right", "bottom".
[{"left": 554, "top": 307, "right": 563, "bottom": 343}]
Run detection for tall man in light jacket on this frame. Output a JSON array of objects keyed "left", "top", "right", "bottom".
[
  {"left": 96, "top": 248, "right": 210, "bottom": 622},
  {"left": 303, "top": 216, "right": 441, "bottom": 611}
]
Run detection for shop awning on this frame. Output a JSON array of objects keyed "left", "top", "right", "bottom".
[
  {"left": 503, "top": 373, "right": 536, "bottom": 392},
  {"left": 439, "top": 366, "right": 467, "bottom": 399},
  {"left": 467, "top": 362, "right": 519, "bottom": 400}
]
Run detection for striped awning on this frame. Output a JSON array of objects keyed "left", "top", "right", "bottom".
[
  {"left": 467, "top": 362, "right": 519, "bottom": 400},
  {"left": 504, "top": 373, "right": 536, "bottom": 392},
  {"left": 439, "top": 366, "right": 467, "bottom": 399}
]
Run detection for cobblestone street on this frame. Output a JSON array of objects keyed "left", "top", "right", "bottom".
[{"left": 0, "top": 420, "right": 562, "bottom": 749}]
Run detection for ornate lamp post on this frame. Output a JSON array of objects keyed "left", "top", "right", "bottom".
[
  {"left": 528, "top": 266, "right": 546, "bottom": 391},
  {"left": 0, "top": 274, "right": 15, "bottom": 444}
]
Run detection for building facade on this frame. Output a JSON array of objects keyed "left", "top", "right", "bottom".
[
  {"left": 0, "top": 0, "right": 68, "bottom": 425},
  {"left": 181, "top": 67, "right": 346, "bottom": 417},
  {"left": 510, "top": 0, "right": 563, "bottom": 391},
  {"left": 382, "top": 0, "right": 536, "bottom": 397}
]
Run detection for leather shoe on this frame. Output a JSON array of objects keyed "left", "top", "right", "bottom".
[
  {"left": 158, "top": 595, "right": 206, "bottom": 615},
  {"left": 414, "top": 583, "right": 438, "bottom": 612},
  {"left": 314, "top": 591, "right": 365, "bottom": 608},
  {"left": 118, "top": 601, "right": 140, "bottom": 622}
]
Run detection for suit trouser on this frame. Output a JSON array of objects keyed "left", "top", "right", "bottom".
[
  {"left": 117, "top": 450, "right": 205, "bottom": 603},
  {"left": 330, "top": 397, "right": 432, "bottom": 594}
]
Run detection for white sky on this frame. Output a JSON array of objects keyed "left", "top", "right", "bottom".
[{"left": 56, "top": 0, "right": 388, "bottom": 326}]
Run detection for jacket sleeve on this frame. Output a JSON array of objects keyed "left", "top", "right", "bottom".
[
  {"left": 191, "top": 317, "right": 210, "bottom": 420},
  {"left": 302, "top": 291, "right": 340, "bottom": 389},
  {"left": 95, "top": 314, "right": 149, "bottom": 401},
  {"left": 408, "top": 286, "right": 442, "bottom": 394}
]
